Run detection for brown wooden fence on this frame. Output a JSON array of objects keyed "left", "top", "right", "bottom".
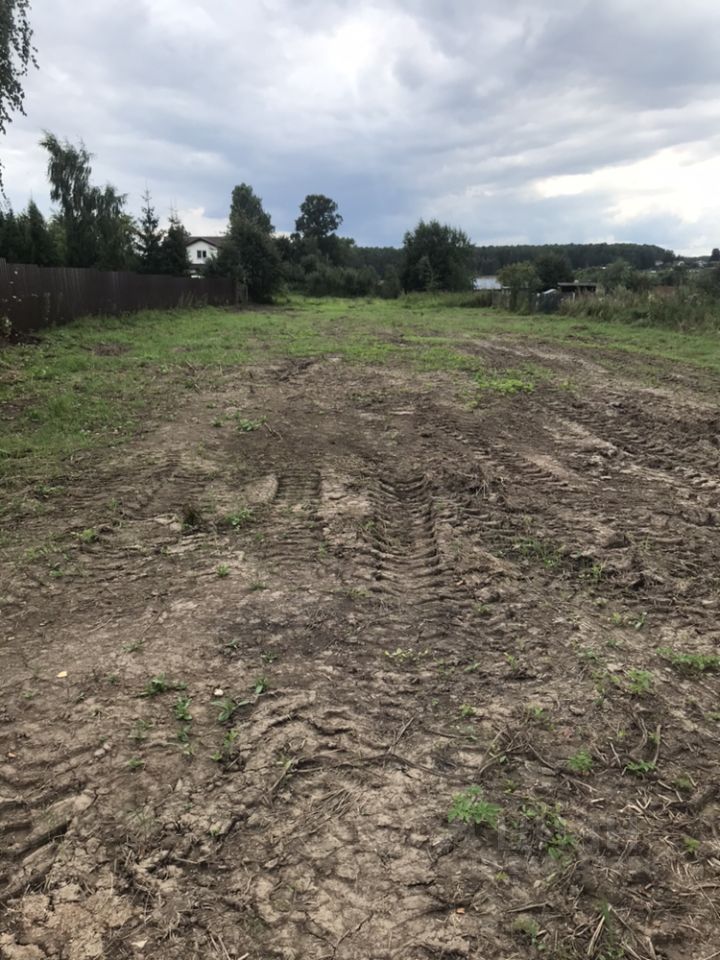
[{"left": 0, "top": 260, "right": 237, "bottom": 334}]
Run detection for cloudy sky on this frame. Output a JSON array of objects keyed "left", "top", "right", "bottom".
[{"left": 3, "top": 0, "right": 720, "bottom": 252}]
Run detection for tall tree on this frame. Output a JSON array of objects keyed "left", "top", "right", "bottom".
[
  {"left": 711, "top": 248, "right": 720, "bottom": 263},
  {"left": 0, "top": 207, "right": 21, "bottom": 261},
  {"left": 402, "top": 219, "right": 474, "bottom": 292},
  {"left": 230, "top": 184, "right": 273, "bottom": 233},
  {"left": 16, "top": 199, "right": 57, "bottom": 265},
  {"left": 40, "top": 132, "right": 134, "bottom": 269},
  {"left": 95, "top": 184, "right": 136, "bottom": 270},
  {"left": 212, "top": 184, "right": 282, "bottom": 301},
  {"left": 534, "top": 251, "right": 574, "bottom": 289},
  {"left": 295, "top": 194, "right": 343, "bottom": 240},
  {"left": 136, "top": 190, "right": 164, "bottom": 274},
  {"left": 40, "top": 132, "right": 98, "bottom": 266},
  {"left": 159, "top": 212, "right": 190, "bottom": 276},
  {"left": 0, "top": 1, "right": 37, "bottom": 188}
]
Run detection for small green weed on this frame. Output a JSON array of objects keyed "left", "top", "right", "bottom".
[
  {"left": 658, "top": 648, "right": 720, "bottom": 673},
  {"left": 216, "top": 563, "right": 230, "bottom": 578},
  {"left": 139, "top": 675, "right": 187, "bottom": 698},
  {"left": 236, "top": 415, "right": 266, "bottom": 432},
  {"left": 626, "top": 669, "right": 653, "bottom": 696},
  {"left": 448, "top": 786, "right": 501, "bottom": 830},
  {"left": 78, "top": 527, "right": 99, "bottom": 544},
  {"left": 224, "top": 507, "right": 255, "bottom": 529},
  {"left": 253, "top": 676, "right": 268, "bottom": 695},
  {"left": 173, "top": 697, "right": 192, "bottom": 722},
  {"left": 682, "top": 836, "right": 700, "bottom": 857},
  {"left": 127, "top": 757, "right": 145, "bottom": 770},
  {"left": 130, "top": 719, "right": 152, "bottom": 742},
  {"left": 625, "top": 759, "right": 656, "bottom": 777},
  {"left": 567, "top": 749, "right": 593, "bottom": 774},
  {"left": 212, "top": 696, "right": 250, "bottom": 723}
]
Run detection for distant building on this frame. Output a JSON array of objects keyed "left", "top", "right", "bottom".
[
  {"left": 473, "top": 275, "right": 502, "bottom": 291},
  {"left": 186, "top": 236, "right": 226, "bottom": 269}
]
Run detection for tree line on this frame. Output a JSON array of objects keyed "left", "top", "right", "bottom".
[{"left": 0, "top": 132, "right": 701, "bottom": 303}]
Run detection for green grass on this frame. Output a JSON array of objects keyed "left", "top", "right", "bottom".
[{"left": 3, "top": 295, "right": 720, "bottom": 488}]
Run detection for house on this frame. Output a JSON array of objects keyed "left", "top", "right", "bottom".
[
  {"left": 186, "top": 236, "right": 226, "bottom": 269},
  {"left": 473, "top": 275, "right": 502, "bottom": 290}
]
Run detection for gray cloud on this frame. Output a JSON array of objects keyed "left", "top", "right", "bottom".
[{"left": 3, "top": 0, "right": 720, "bottom": 251}]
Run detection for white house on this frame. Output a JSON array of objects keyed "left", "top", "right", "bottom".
[{"left": 186, "top": 236, "right": 225, "bottom": 270}]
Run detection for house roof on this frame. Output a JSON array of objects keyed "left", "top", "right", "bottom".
[{"left": 186, "top": 236, "right": 226, "bottom": 248}]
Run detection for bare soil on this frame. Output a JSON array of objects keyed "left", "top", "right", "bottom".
[{"left": 2, "top": 341, "right": 720, "bottom": 959}]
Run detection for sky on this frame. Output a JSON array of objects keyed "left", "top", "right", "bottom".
[{"left": 3, "top": 0, "right": 720, "bottom": 253}]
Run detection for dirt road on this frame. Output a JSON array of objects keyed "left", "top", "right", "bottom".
[{"left": 2, "top": 339, "right": 719, "bottom": 958}]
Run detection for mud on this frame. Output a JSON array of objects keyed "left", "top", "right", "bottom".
[{"left": 1, "top": 342, "right": 719, "bottom": 959}]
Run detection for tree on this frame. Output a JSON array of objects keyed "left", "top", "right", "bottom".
[
  {"left": 0, "top": 207, "right": 22, "bottom": 261},
  {"left": 136, "top": 190, "right": 164, "bottom": 274},
  {"left": 603, "top": 259, "right": 634, "bottom": 291},
  {"left": 710, "top": 248, "right": 720, "bottom": 263},
  {"left": 159, "top": 213, "right": 190, "bottom": 276},
  {"left": 230, "top": 183, "right": 273, "bottom": 233},
  {"left": 535, "top": 251, "right": 574, "bottom": 289},
  {"left": 95, "top": 184, "right": 135, "bottom": 270},
  {"left": 40, "top": 132, "right": 98, "bottom": 266},
  {"left": 380, "top": 265, "right": 402, "bottom": 299},
  {"left": 402, "top": 219, "right": 474, "bottom": 292},
  {"left": 16, "top": 199, "right": 57, "bottom": 265},
  {"left": 211, "top": 184, "right": 282, "bottom": 301},
  {"left": 498, "top": 261, "right": 540, "bottom": 311},
  {"left": 0, "top": 1, "right": 37, "bottom": 187},
  {"left": 295, "top": 194, "right": 342, "bottom": 240}
]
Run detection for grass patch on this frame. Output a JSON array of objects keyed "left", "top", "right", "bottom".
[{"left": 4, "top": 295, "right": 720, "bottom": 489}]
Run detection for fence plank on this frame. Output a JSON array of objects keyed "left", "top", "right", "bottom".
[{"left": 0, "top": 260, "right": 236, "bottom": 334}]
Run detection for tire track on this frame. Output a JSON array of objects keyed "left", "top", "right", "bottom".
[{"left": 363, "top": 475, "right": 468, "bottom": 609}]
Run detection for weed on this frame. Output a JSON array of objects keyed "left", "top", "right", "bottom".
[
  {"left": 625, "top": 760, "right": 656, "bottom": 777},
  {"left": 212, "top": 696, "right": 250, "bottom": 723},
  {"left": 212, "top": 418, "right": 223, "bottom": 428},
  {"left": 177, "top": 724, "right": 191, "bottom": 745},
  {"left": 567, "top": 749, "right": 593, "bottom": 774},
  {"left": 139, "top": 675, "right": 187, "bottom": 698},
  {"left": 512, "top": 536, "right": 562, "bottom": 569},
  {"left": 385, "top": 647, "right": 415, "bottom": 664},
  {"left": 224, "top": 507, "right": 255, "bottom": 529},
  {"left": 682, "top": 836, "right": 700, "bottom": 857},
  {"left": 253, "top": 676, "right": 268, "bottom": 695},
  {"left": 173, "top": 697, "right": 192, "bottom": 722},
  {"left": 521, "top": 801, "right": 576, "bottom": 861},
  {"left": 249, "top": 580, "right": 267, "bottom": 591},
  {"left": 459, "top": 704, "right": 476, "bottom": 718},
  {"left": 130, "top": 719, "right": 152, "bottom": 742},
  {"left": 106, "top": 674, "right": 119, "bottom": 685},
  {"left": 626, "top": 669, "right": 653, "bottom": 696},
  {"left": 236, "top": 415, "right": 266, "bottom": 432},
  {"left": 526, "top": 704, "right": 549, "bottom": 723},
  {"left": 658, "top": 648, "right": 720, "bottom": 673},
  {"left": 261, "top": 651, "right": 278, "bottom": 664},
  {"left": 78, "top": 527, "right": 99, "bottom": 544},
  {"left": 673, "top": 775, "right": 693, "bottom": 793},
  {"left": 124, "top": 638, "right": 144, "bottom": 653},
  {"left": 211, "top": 728, "right": 239, "bottom": 763},
  {"left": 448, "top": 786, "right": 501, "bottom": 830},
  {"left": 216, "top": 563, "right": 230, "bottom": 578},
  {"left": 128, "top": 757, "right": 145, "bottom": 770},
  {"left": 510, "top": 916, "right": 541, "bottom": 946}
]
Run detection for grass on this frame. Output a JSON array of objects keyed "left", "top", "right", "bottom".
[
  {"left": 448, "top": 786, "right": 501, "bottom": 830},
  {"left": 4, "top": 294, "right": 720, "bottom": 489}
]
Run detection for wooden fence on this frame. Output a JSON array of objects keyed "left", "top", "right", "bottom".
[{"left": 0, "top": 260, "right": 237, "bottom": 334}]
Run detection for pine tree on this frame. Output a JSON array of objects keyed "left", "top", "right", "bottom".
[
  {"left": 136, "top": 190, "right": 164, "bottom": 274},
  {"left": 159, "top": 213, "right": 190, "bottom": 276},
  {"left": 18, "top": 200, "right": 59, "bottom": 265}
]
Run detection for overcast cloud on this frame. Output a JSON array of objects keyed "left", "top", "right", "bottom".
[{"left": 3, "top": 0, "right": 720, "bottom": 252}]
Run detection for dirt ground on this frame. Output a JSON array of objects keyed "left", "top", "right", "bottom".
[{"left": 1, "top": 337, "right": 720, "bottom": 959}]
